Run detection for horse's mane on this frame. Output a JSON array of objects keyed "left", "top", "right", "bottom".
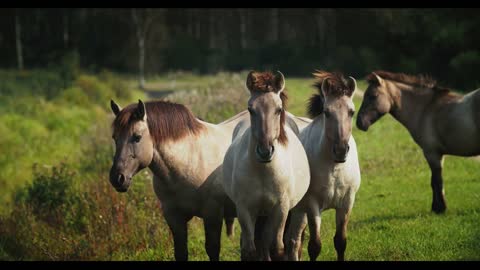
[
  {"left": 247, "top": 71, "right": 288, "bottom": 145},
  {"left": 366, "top": 70, "right": 452, "bottom": 95},
  {"left": 307, "top": 70, "right": 352, "bottom": 118},
  {"left": 112, "top": 100, "right": 204, "bottom": 146}
]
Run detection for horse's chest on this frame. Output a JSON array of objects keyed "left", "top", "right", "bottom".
[
  {"left": 312, "top": 166, "right": 349, "bottom": 209},
  {"left": 235, "top": 171, "right": 292, "bottom": 213}
]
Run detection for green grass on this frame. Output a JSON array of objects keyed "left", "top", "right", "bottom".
[{"left": 0, "top": 71, "right": 479, "bottom": 260}]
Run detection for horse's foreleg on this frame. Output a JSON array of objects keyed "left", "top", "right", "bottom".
[
  {"left": 334, "top": 207, "right": 350, "bottom": 261},
  {"left": 307, "top": 200, "right": 322, "bottom": 261},
  {"left": 237, "top": 206, "right": 257, "bottom": 261},
  {"left": 164, "top": 212, "right": 190, "bottom": 261},
  {"left": 424, "top": 151, "right": 447, "bottom": 214},
  {"left": 284, "top": 205, "right": 307, "bottom": 261},
  {"left": 263, "top": 202, "right": 289, "bottom": 261}
]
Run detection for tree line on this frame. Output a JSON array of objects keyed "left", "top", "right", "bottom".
[{"left": 1, "top": 8, "right": 479, "bottom": 89}]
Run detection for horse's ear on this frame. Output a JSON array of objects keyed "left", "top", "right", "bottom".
[
  {"left": 135, "top": 99, "right": 147, "bottom": 121},
  {"left": 274, "top": 71, "right": 286, "bottom": 94},
  {"left": 371, "top": 72, "right": 385, "bottom": 86},
  {"left": 110, "top": 99, "right": 121, "bottom": 116},
  {"left": 321, "top": 78, "right": 331, "bottom": 97},
  {"left": 346, "top": 76, "right": 357, "bottom": 97},
  {"left": 246, "top": 71, "right": 256, "bottom": 92}
]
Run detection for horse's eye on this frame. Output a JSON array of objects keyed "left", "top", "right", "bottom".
[
  {"left": 324, "top": 110, "right": 331, "bottom": 118},
  {"left": 349, "top": 110, "right": 355, "bottom": 117},
  {"left": 276, "top": 108, "right": 283, "bottom": 115},
  {"left": 248, "top": 107, "right": 255, "bottom": 115},
  {"left": 133, "top": 134, "right": 142, "bottom": 143}
]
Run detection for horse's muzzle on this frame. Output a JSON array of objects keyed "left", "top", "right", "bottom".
[
  {"left": 256, "top": 144, "right": 275, "bottom": 163},
  {"left": 333, "top": 144, "right": 349, "bottom": 163},
  {"left": 109, "top": 167, "right": 132, "bottom": 192},
  {"left": 356, "top": 114, "right": 369, "bottom": 131}
]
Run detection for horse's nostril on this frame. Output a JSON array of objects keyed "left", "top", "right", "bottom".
[
  {"left": 118, "top": 174, "right": 125, "bottom": 185},
  {"left": 346, "top": 144, "right": 350, "bottom": 152}
]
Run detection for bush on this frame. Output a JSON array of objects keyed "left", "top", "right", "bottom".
[
  {"left": 14, "top": 163, "right": 84, "bottom": 228},
  {"left": 98, "top": 70, "right": 132, "bottom": 100},
  {"left": 0, "top": 69, "right": 65, "bottom": 98},
  {"left": 74, "top": 75, "right": 115, "bottom": 107}
]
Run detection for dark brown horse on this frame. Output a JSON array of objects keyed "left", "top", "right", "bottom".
[{"left": 357, "top": 71, "right": 480, "bottom": 213}]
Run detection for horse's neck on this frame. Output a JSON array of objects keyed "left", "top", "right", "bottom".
[
  {"left": 389, "top": 82, "right": 434, "bottom": 132},
  {"left": 304, "top": 115, "right": 331, "bottom": 159}
]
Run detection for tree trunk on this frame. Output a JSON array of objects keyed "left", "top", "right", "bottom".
[
  {"left": 132, "top": 8, "right": 146, "bottom": 89},
  {"left": 239, "top": 9, "right": 248, "bottom": 50},
  {"left": 315, "top": 9, "right": 326, "bottom": 48},
  {"left": 15, "top": 9, "right": 23, "bottom": 70},
  {"left": 194, "top": 9, "right": 201, "bottom": 40},
  {"left": 138, "top": 37, "right": 145, "bottom": 89},
  {"left": 271, "top": 8, "right": 279, "bottom": 43},
  {"left": 63, "top": 9, "right": 69, "bottom": 49},
  {"left": 208, "top": 9, "right": 216, "bottom": 49}
]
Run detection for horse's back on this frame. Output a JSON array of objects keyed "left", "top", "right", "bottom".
[{"left": 286, "top": 112, "right": 312, "bottom": 132}]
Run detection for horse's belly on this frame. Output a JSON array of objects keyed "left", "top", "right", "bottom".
[
  {"left": 439, "top": 121, "right": 480, "bottom": 156},
  {"left": 153, "top": 181, "right": 208, "bottom": 217}
]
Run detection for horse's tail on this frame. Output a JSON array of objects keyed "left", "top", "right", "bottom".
[
  {"left": 224, "top": 217, "right": 235, "bottom": 238},
  {"left": 224, "top": 196, "right": 237, "bottom": 238}
]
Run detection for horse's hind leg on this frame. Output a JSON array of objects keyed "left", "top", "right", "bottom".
[
  {"left": 164, "top": 211, "right": 190, "bottom": 261},
  {"left": 203, "top": 215, "right": 222, "bottom": 261},
  {"left": 334, "top": 207, "right": 350, "bottom": 261},
  {"left": 424, "top": 151, "right": 447, "bottom": 214}
]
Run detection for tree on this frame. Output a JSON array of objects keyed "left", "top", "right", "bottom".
[
  {"left": 131, "top": 8, "right": 157, "bottom": 89},
  {"left": 15, "top": 8, "right": 23, "bottom": 70}
]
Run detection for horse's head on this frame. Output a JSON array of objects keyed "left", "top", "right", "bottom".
[
  {"left": 109, "top": 99, "right": 154, "bottom": 192},
  {"left": 356, "top": 72, "right": 392, "bottom": 131},
  {"left": 245, "top": 70, "right": 288, "bottom": 163},
  {"left": 309, "top": 71, "right": 356, "bottom": 163}
]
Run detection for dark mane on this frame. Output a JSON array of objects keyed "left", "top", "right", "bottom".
[
  {"left": 307, "top": 70, "right": 351, "bottom": 118},
  {"left": 112, "top": 100, "right": 204, "bottom": 146},
  {"left": 366, "top": 70, "right": 453, "bottom": 94},
  {"left": 248, "top": 71, "right": 289, "bottom": 145}
]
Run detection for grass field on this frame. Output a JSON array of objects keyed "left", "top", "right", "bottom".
[{"left": 0, "top": 70, "right": 479, "bottom": 260}]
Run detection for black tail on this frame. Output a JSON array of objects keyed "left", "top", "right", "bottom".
[{"left": 224, "top": 217, "right": 235, "bottom": 238}]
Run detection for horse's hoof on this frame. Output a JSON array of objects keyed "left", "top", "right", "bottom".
[{"left": 432, "top": 203, "right": 447, "bottom": 214}]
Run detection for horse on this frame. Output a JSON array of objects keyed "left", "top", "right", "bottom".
[
  {"left": 108, "top": 98, "right": 249, "bottom": 261},
  {"left": 356, "top": 70, "right": 480, "bottom": 214},
  {"left": 285, "top": 70, "right": 361, "bottom": 261},
  {"left": 222, "top": 71, "right": 311, "bottom": 261}
]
